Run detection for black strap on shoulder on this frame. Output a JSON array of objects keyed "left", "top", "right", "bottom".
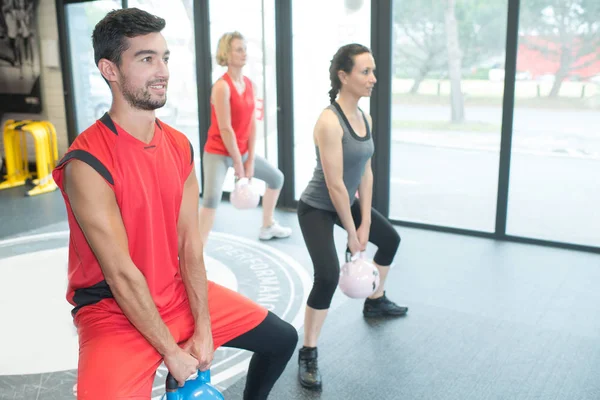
[
  {"left": 188, "top": 140, "right": 194, "bottom": 165},
  {"left": 56, "top": 149, "right": 114, "bottom": 185},
  {"left": 99, "top": 112, "right": 118, "bottom": 135}
]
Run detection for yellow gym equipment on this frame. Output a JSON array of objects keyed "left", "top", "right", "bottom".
[{"left": 0, "top": 120, "right": 59, "bottom": 196}]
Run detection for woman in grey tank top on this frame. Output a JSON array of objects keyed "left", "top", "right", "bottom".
[{"left": 296, "top": 44, "right": 409, "bottom": 390}]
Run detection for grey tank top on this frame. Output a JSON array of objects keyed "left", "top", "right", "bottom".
[{"left": 300, "top": 102, "right": 375, "bottom": 212}]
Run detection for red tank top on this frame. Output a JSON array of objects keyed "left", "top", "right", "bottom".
[
  {"left": 52, "top": 113, "right": 193, "bottom": 317},
  {"left": 204, "top": 73, "right": 255, "bottom": 156}
]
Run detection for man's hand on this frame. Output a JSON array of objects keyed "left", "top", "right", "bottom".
[
  {"left": 243, "top": 157, "right": 255, "bottom": 179},
  {"left": 356, "top": 223, "right": 370, "bottom": 252},
  {"left": 182, "top": 329, "right": 214, "bottom": 372},
  {"left": 163, "top": 348, "right": 200, "bottom": 387}
]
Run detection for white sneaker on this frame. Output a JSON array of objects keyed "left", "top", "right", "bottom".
[{"left": 259, "top": 221, "right": 292, "bottom": 240}]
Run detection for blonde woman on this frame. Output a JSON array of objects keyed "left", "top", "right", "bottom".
[{"left": 199, "top": 31, "right": 291, "bottom": 243}]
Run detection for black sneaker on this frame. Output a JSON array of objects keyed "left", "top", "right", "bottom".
[
  {"left": 298, "top": 347, "right": 322, "bottom": 390},
  {"left": 363, "top": 292, "right": 408, "bottom": 317}
]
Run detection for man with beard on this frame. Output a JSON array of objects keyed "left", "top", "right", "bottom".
[{"left": 52, "top": 8, "right": 297, "bottom": 400}]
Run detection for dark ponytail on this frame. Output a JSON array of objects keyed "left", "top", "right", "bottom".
[
  {"left": 328, "top": 85, "right": 340, "bottom": 104},
  {"left": 328, "top": 43, "right": 371, "bottom": 103}
]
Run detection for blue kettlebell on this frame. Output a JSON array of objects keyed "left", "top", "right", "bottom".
[{"left": 161, "top": 369, "right": 224, "bottom": 400}]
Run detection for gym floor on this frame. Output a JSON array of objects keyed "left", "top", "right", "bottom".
[{"left": 1, "top": 186, "right": 600, "bottom": 400}]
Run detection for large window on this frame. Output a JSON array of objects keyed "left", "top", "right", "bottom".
[
  {"left": 506, "top": 1, "right": 600, "bottom": 246},
  {"left": 292, "top": 0, "right": 371, "bottom": 200},
  {"left": 62, "top": 0, "right": 600, "bottom": 251},
  {"left": 209, "top": 0, "right": 278, "bottom": 193},
  {"left": 66, "top": 0, "right": 121, "bottom": 134},
  {"left": 389, "top": 0, "right": 509, "bottom": 231},
  {"left": 66, "top": 0, "right": 202, "bottom": 180}
]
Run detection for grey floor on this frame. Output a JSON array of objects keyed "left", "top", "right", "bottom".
[
  {"left": 2, "top": 188, "right": 600, "bottom": 400},
  {"left": 0, "top": 185, "right": 68, "bottom": 238},
  {"left": 225, "top": 230, "right": 600, "bottom": 400}
]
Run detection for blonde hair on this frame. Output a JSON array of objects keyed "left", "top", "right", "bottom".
[{"left": 215, "top": 31, "right": 245, "bottom": 67}]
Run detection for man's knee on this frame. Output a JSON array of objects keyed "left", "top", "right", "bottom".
[
  {"left": 279, "top": 319, "right": 299, "bottom": 352},
  {"left": 241, "top": 312, "right": 298, "bottom": 360},
  {"left": 267, "top": 312, "right": 298, "bottom": 353}
]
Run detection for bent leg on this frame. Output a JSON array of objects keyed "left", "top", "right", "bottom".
[
  {"left": 223, "top": 311, "right": 298, "bottom": 400},
  {"left": 199, "top": 152, "right": 230, "bottom": 244},
  {"left": 253, "top": 155, "right": 291, "bottom": 238},
  {"left": 76, "top": 310, "right": 164, "bottom": 399}
]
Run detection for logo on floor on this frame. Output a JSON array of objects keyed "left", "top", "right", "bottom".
[{"left": 0, "top": 231, "right": 311, "bottom": 398}]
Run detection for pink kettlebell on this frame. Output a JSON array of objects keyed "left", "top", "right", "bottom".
[
  {"left": 230, "top": 178, "right": 260, "bottom": 209},
  {"left": 339, "top": 252, "right": 380, "bottom": 298}
]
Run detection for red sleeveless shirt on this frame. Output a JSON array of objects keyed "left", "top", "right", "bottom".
[
  {"left": 204, "top": 73, "right": 255, "bottom": 156},
  {"left": 52, "top": 113, "right": 193, "bottom": 317}
]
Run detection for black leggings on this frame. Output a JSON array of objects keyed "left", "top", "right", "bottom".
[
  {"left": 223, "top": 311, "right": 298, "bottom": 399},
  {"left": 298, "top": 199, "right": 401, "bottom": 310}
]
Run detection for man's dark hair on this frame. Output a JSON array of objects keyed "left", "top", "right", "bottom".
[{"left": 92, "top": 8, "right": 166, "bottom": 66}]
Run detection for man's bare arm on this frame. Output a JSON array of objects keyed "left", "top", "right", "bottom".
[
  {"left": 64, "top": 160, "right": 179, "bottom": 357},
  {"left": 177, "top": 168, "right": 210, "bottom": 333},
  {"left": 176, "top": 167, "right": 213, "bottom": 370}
]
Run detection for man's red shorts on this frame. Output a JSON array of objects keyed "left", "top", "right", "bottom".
[{"left": 74, "top": 281, "right": 268, "bottom": 399}]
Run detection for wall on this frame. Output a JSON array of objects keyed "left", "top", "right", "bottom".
[{"left": 1, "top": 0, "right": 69, "bottom": 165}]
